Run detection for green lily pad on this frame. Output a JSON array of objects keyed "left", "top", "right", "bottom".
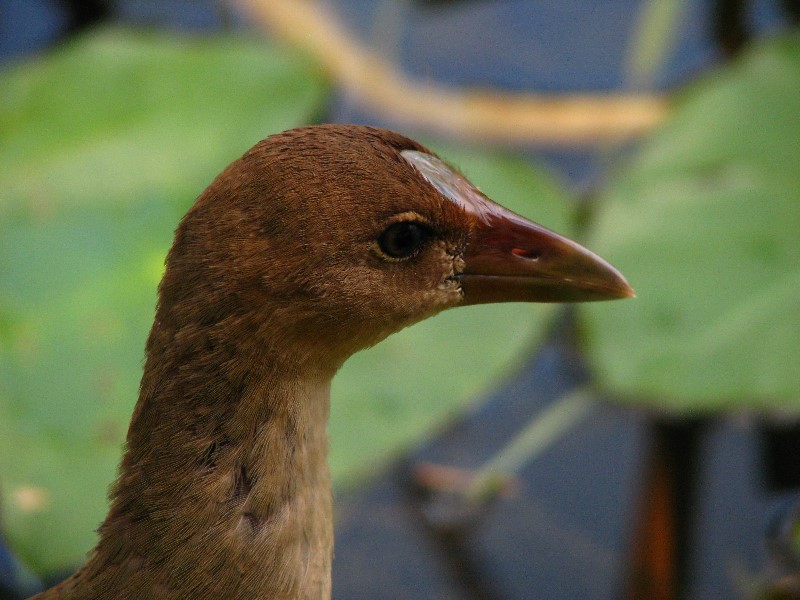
[
  {"left": 583, "top": 35, "right": 800, "bottom": 413},
  {"left": 0, "top": 27, "right": 329, "bottom": 573}
]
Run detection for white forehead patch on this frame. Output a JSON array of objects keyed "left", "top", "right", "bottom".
[{"left": 400, "top": 150, "right": 494, "bottom": 223}]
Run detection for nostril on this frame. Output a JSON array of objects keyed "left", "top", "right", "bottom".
[{"left": 512, "top": 248, "right": 541, "bottom": 261}]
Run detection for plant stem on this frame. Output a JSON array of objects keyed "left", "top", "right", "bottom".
[
  {"left": 466, "top": 387, "right": 596, "bottom": 502},
  {"left": 624, "top": 417, "right": 707, "bottom": 600}
]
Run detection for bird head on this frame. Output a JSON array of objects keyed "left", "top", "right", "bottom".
[{"left": 157, "top": 125, "right": 632, "bottom": 371}]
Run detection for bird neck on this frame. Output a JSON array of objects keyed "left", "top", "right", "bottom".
[{"left": 48, "top": 319, "right": 336, "bottom": 600}]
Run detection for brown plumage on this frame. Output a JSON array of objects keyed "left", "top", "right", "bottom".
[{"left": 33, "top": 124, "right": 632, "bottom": 599}]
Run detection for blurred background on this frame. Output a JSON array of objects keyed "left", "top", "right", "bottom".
[{"left": 1, "top": 0, "right": 799, "bottom": 598}]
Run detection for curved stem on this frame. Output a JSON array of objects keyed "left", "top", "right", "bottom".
[{"left": 467, "top": 386, "right": 596, "bottom": 502}]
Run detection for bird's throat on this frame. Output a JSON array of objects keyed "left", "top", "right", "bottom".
[{"left": 44, "top": 333, "right": 335, "bottom": 600}]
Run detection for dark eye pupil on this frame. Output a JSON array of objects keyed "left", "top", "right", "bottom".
[{"left": 378, "top": 221, "right": 430, "bottom": 259}]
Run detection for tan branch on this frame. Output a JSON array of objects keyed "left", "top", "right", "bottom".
[{"left": 237, "top": 0, "right": 669, "bottom": 146}]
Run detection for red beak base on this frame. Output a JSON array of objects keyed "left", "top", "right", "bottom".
[
  {"left": 400, "top": 149, "right": 634, "bottom": 305},
  {"left": 459, "top": 205, "right": 635, "bottom": 305}
]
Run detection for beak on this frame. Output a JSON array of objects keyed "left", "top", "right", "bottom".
[
  {"left": 398, "top": 148, "right": 633, "bottom": 304},
  {"left": 459, "top": 203, "right": 635, "bottom": 305}
]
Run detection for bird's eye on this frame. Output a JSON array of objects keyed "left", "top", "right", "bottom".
[{"left": 377, "top": 221, "right": 432, "bottom": 259}]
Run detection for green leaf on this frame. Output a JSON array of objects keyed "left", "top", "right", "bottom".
[
  {"left": 583, "top": 35, "right": 800, "bottom": 414},
  {"left": 0, "top": 26, "right": 328, "bottom": 573}
]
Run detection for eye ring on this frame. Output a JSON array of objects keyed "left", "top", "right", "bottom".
[{"left": 377, "top": 220, "right": 433, "bottom": 260}]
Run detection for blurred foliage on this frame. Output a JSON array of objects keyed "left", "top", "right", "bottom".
[
  {"left": 584, "top": 34, "right": 800, "bottom": 413},
  {"left": 8, "top": 14, "right": 797, "bottom": 584},
  {"left": 626, "top": 0, "right": 687, "bottom": 86},
  {"left": 0, "top": 27, "right": 573, "bottom": 572},
  {"left": 0, "top": 26, "right": 329, "bottom": 572}
]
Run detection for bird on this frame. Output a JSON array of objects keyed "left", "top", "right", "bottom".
[{"left": 31, "top": 124, "right": 633, "bottom": 599}]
